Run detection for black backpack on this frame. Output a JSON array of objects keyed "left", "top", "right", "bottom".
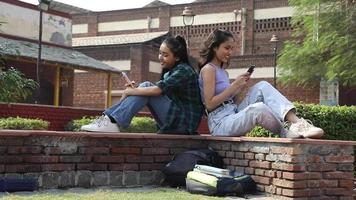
[{"left": 162, "top": 149, "right": 224, "bottom": 187}]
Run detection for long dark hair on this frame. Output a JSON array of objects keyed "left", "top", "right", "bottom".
[
  {"left": 198, "top": 29, "right": 234, "bottom": 70},
  {"left": 160, "top": 35, "right": 190, "bottom": 80}
]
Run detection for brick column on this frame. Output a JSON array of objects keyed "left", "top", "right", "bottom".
[
  {"left": 242, "top": 0, "right": 255, "bottom": 55},
  {"left": 61, "top": 68, "right": 74, "bottom": 106},
  {"left": 130, "top": 45, "right": 144, "bottom": 82},
  {"left": 209, "top": 140, "right": 355, "bottom": 199},
  {"left": 158, "top": 6, "right": 170, "bottom": 32},
  {"left": 87, "top": 14, "right": 99, "bottom": 37}
]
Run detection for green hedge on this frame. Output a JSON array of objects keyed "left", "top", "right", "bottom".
[
  {"left": 248, "top": 103, "right": 356, "bottom": 141},
  {"left": 67, "top": 116, "right": 158, "bottom": 133},
  {"left": 0, "top": 117, "right": 49, "bottom": 130}
]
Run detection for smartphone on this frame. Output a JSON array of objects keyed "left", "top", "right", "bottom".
[
  {"left": 247, "top": 65, "right": 255, "bottom": 74},
  {"left": 121, "top": 72, "right": 134, "bottom": 87}
]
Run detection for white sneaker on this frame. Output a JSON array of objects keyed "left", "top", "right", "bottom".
[
  {"left": 80, "top": 115, "right": 120, "bottom": 132},
  {"left": 289, "top": 118, "right": 324, "bottom": 139},
  {"left": 280, "top": 128, "right": 301, "bottom": 139}
]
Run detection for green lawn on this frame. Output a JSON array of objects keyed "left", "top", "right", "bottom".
[{"left": 0, "top": 188, "right": 223, "bottom": 200}]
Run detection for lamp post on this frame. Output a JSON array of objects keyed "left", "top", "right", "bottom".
[
  {"left": 270, "top": 34, "right": 279, "bottom": 88},
  {"left": 35, "top": 0, "right": 52, "bottom": 103},
  {"left": 181, "top": 6, "right": 195, "bottom": 49}
]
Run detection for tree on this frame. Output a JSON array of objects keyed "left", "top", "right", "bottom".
[
  {"left": 0, "top": 67, "right": 38, "bottom": 103},
  {"left": 278, "top": 0, "right": 356, "bottom": 86}
]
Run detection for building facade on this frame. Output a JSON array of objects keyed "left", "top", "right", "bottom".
[
  {"left": 0, "top": 0, "right": 119, "bottom": 106},
  {"left": 71, "top": 0, "right": 354, "bottom": 108}
]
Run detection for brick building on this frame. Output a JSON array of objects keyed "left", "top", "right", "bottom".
[
  {"left": 0, "top": 0, "right": 120, "bottom": 106},
  {"left": 71, "top": 0, "right": 355, "bottom": 108}
]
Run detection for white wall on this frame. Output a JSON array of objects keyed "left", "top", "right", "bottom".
[
  {"left": 72, "top": 24, "right": 88, "bottom": 34},
  {"left": 98, "top": 18, "right": 159, "bottom": 32},
  {"left": 170, "top": 12, "right": 240, "bottom": 27},
  {"left": 0, "top": 1, "right": 72, "bottom": 46},
  {"left": 254, "top": 7, "right": 294, "bottom": 20},
  {"left": 226, "top": 67, "right": 280, "bottom": 79},
  {"left": 148, "top": 61, "right": 161, "bottom": 74}
]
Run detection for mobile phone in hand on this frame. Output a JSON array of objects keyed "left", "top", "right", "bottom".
[
  {"left": 247, "top": 65, "right": 255, "bottom": 74},
  {"left": 121, "top": 72, "right": 134, "bottom": 87}
]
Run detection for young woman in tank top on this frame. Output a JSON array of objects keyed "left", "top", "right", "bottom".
[{"left": 198, "top": 29, "right": 324, "bottom": 138}]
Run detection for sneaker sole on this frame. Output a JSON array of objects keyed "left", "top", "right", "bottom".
[
  {"left": 80, "top": 127, "right": 120, "bottom": 133},
  {"left": 302, "top": 131, "right": 324, "bottom": 139}
]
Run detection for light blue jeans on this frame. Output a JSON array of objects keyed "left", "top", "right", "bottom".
[
  {"left": 208, "top": 81, "right": 295, "bottom": 136},
  {"left": 104, "top": 81, "right": 172, "bottom": 129}
]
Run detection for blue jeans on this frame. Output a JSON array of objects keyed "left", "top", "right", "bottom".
[{"left": 104, "top": 81, "right": 172, "bottom": 129}]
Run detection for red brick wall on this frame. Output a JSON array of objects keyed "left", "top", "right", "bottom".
[
  {"left": 0, "top": 131, "right": 354, "bottom": 199},
  {"left": 73, "top": 72, "right": 108, "bottom": 108},
  {"left": 254, "top": 0, "right": 289, "bottom": 9},
  {"left": 212, "top": 139, "right": 355, "bottom": 198},
  {"left": 75, "top": 46, "right": 130, "bottom": 61}
]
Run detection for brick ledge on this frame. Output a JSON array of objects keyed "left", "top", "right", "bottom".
[{"left": 1, "top": 130, "right": 356, "bottom": 146}]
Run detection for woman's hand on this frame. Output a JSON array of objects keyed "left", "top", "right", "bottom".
[
  {"left": 232, "top": 72, "right": 250, "bottom": 89},
  {"left": 119, "top": 87, "right": 134, "bottom": 102},
  {"left": 124, "top": 81, "right": 137, "bottom": 88}
]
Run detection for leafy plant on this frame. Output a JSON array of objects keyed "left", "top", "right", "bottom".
[
  {"left": 67, "top": 116, "right": 158, "bottom": 133},
  {"left": 0, "top": 67, "right": 38, "bottom": 103},
  {"left": 122, "top": 117, "right": 157, "bottom": 133},
  {"left": 278, "top": 0, "right": 356, "bottom": 86},
  {"left": 247, "top": 126, "right": 277, "bottom": 138},
  {"left": 0, "top": 117, "right": 49, "bottom": 130}
]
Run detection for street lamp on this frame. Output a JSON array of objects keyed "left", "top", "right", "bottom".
[
  {"left": 35, "top": 0, "right": 52, "bottom": 103},
  {"left": 181, "top": 6, "right": 195, "bottom": 49},
  {"left": 270, "top": 34, "right": 279, "bottom": 88}
]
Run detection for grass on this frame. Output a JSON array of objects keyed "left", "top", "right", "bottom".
[{"left": 0, "top": 188, "right": 223, "bottom": 200}]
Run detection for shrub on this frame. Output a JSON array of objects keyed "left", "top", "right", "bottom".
[
  {"left": 0, "top": 67, "right": 38, "bottom": 103},
  {"left": 68, "top": 116, "right": 158, "bottom": 133},
  {"left": 0, "top": 117, "right": 49, "bottom": 130},
  {"left": 248, "top": 103, "right": 356, "bottom": 141},
  {"left": 121, "top": 117, "right": 157, "bottom": 133},
  {"left": 294, "top": 103, "right": 356, "bottom": 141},
  {"left": 247, "top": 126, "right": 276, "bottom": 138},
  {"left": 65, "top": 116, "right": 96, "bottom": 132}
]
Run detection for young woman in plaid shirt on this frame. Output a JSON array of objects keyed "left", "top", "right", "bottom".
[{"left": 81, "top": 36, "right": 203, "bottom": 134}]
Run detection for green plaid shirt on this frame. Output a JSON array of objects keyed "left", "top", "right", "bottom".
[{"left": 156, "top": 63, "right": 203, "bottom": 134}]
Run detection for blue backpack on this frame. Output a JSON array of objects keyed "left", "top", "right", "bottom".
[{"left": 0, "top": 178, "right": 38, "bottom": 192}]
